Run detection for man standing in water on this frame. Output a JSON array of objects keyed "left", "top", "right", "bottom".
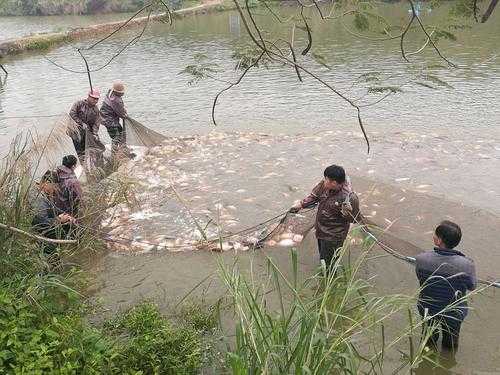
[
  {"left": 415, "top": 221, "right": 476, "bottom": 353},
  {"left": 289, "top": 164, "right": 359, "bottom": 271},
  {"left": 100, "top": 81, "right": 133, "bottom": 158},
  {"left": 69, "top": 89, "right": 101, "bottom": 161}
]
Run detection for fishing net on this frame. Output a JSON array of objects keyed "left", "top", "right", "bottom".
[
  {"left": 123, "top": 117, "right": 168, "bottom": 147},
  {"left": 82, "top": 116, "right": 168, "bottom": 175},
  {"left": 3, "top": 114, "right": 168, "bottom": 184},
  {"left": 16, "top": 114, "right": 85, "bottom": 181}
]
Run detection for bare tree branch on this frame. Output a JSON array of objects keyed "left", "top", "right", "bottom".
[
  {"left": 300, "top": 7, "right": 313, "bottom": 56},
  {"left": 232, "top": 0, "right": 371, "bottom": 152},
  {"left": 400, "top": 14, "right": 416, "bottom": 62},
  {"left": 408, "top": 0, "right": 456, "bottom": 67},
  {"left": 77, "top": 49, "right": 93, "bottom": 91},
  {"left": 481, "top": 0, "right": 499, "bottom": 22},
  {"left": 211, "top": 51, "right": 266, "bottom": 126}
]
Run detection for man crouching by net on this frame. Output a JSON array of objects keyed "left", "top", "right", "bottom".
[
  {"left": 100, "top": 81, "right": 135, "bottom": 159},
  {"left": 32, "top": 170, "right": 76, "bottom": 268},
  {"left": 289, "top": 165, "right": 360, "bottom": 272}
]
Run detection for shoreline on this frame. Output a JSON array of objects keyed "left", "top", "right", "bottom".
[{"left": 0, "top": 0, "right": 231, "bottom": 59}]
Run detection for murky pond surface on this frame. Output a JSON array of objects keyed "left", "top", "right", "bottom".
[{"left": 1, "top": 3, "right": 499, "bottom": 373}]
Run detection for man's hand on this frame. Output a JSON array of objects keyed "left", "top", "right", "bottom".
[
  {"left": 58, "top": 213, "right": 76, "bottom": 224},
  {"left": 341, "top": 201, "right": 353, "bottom": 218},
  {"left": 289, "top": 203, "right": 302, "bottom": 214}
]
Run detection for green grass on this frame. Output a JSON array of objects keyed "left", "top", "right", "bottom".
[{"left": 217, "top": 241, "right": 430, "bottom": 374}]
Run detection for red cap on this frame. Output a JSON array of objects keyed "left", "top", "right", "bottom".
[{"left": 88, "top": 89, "right": 100, "bottom": 99}]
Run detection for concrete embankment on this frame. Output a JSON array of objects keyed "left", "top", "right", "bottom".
[{"left": 0, "top": 1, "right": 231, "bottom": 59}]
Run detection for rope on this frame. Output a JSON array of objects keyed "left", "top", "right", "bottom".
[{"left": 350, "top": 216, "right": 500, "bottom": 289}]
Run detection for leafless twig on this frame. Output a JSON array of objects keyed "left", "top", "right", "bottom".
[
  {"left": 212, "top": 51, "right": 266, "bottom": 126},
  {"left": 408, "top": 0, "right": 456, "bottom": 67}
]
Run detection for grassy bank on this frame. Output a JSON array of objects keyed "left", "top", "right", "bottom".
[
  {"left": 0, "top": 0, "right": 235, "bottom": 58},
  {"left": 0, "top": 0, "right": 148, "bottom": 16}
]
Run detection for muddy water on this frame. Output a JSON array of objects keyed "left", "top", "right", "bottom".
[
  {"left": 86, "top": 131, "right": 500, "bottom": 374},
  {"left": 90, "top": 166, "right": 500, "bottom": 374}
]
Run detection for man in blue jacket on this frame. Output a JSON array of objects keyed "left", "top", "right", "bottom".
[{"left": 415, "top": 220, "right": 477, "bottom": 352}]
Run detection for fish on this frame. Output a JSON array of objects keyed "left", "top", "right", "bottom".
[
  {"left": 280, "top": 232, "right": 294, "bottom": 240},
  {"left": 278, "top": 239, "right": 295, "bottom": 247}
]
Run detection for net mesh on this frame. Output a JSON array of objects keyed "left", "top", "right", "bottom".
[
  {"left": 123, "top": 117, "right": 168, "bottom": 147},
  {"left": 19, "top": 114, "right": 84, "bottom": 181}
]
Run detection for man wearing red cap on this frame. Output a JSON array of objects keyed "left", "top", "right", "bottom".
[
  {"left": 100, "top": 81, "right": 132, "bottom": 157},
  {"left": 69, "top": 89, "right": 101, "bottom": 161}
]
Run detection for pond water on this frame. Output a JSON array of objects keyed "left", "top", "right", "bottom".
[{"left": 1, "top": 3, "right": 499, "bottom": 373}]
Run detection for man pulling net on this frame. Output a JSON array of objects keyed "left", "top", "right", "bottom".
[
  {"left": 100, "top": 81, "right": 135, "bottom": 159},
  {"left": 69, "top": 89, "right": 104, "bottom": 165}
]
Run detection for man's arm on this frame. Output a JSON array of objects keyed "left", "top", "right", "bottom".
[
  {"left": 466, "top": 259, "right": 477, "bottom": 291},
  {"left": 67, "top": 181, "right": 83, "bottom": 215},
  {"left": 32, "top": 198, "right": 57, "bottom": 234},
  {"left": 300, "top": 182, "right": 323, "bottom": 209},
  {"left": 111, "top": 98, "right": 128, "bottom": 119},
  {"left": 69, "top": 101, "right": 84, "bottom": 127}
]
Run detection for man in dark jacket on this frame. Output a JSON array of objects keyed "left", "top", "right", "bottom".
[
  {"left": 56, "top": 155, "right": 83, "bottom": 218},
  {"left": 69, "top": 89, "right": 101, "bottom": 160},
  {"left": 100, "top": 81, "right": 133, "bottom": 157},
  {"left": 290, "top": 165, "right": 360, "bottom": 270},
  {"left": 32, "top": 170, "right": 76, "bottom": 255},
  {"left": 415, "top": 220, "right": 476, "bottom": 352}
]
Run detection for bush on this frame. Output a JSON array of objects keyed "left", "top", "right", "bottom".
[
  {"left": 0, "top": 287, "right": 116, "bottom": 374},
  {"left": 106, "top": 303, "right": 204, "bottom": 374}
]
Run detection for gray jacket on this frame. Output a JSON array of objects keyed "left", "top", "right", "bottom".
[
  {"left": 100, "top": 91, "right": 127, "bottom": 129},
  {"left": 415, "top": 248, "right": 477, "bottom": 320},
  {"left": 32, "top": 193, "right": 62, "bottom": 237}
]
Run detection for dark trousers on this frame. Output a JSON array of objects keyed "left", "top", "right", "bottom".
[
  {"left": 106, "top": 126, "right": 126, "bottom": 153},
  {"left": 71, "top": 129, "right": 86, "bottom": 159},
  {"left": 317, "top": 238, "right": 345, "bottom": 270},
  {"left": 421, "top": 313, "right": 462, "bottom": 351}
]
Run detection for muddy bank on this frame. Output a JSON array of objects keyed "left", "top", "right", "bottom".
[{"left": 0, "top": 0, "right": 232, "bottom": 58}]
